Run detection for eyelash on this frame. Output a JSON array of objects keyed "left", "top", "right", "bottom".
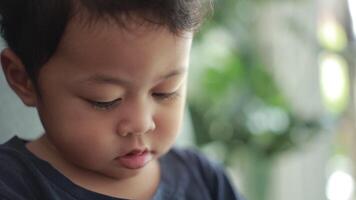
[
  {"left": 153, "top": 91, "right": 179, "bottom": 101},
  {"left": 88, "top": 92, "right": 179, "bottom": 111},
  {"left": 89, "top": 98, "right": 122, "bottom": 111}
]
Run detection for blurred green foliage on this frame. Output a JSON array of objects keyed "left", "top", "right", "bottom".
[{"left": 188, "top": 0, "right": 322, "bottom": 165}]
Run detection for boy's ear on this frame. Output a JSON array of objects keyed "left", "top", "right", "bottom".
[{"left": 1, "top": 48, "right": 38, "bottom": 107}]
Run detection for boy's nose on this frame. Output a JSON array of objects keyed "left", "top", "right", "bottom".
[{"left": 115, "top": 101, "right": 156, "bottom": 137}]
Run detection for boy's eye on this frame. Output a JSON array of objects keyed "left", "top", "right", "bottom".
[
  {"left": 88, "top": 98, "right": 122, "bottom": 111},
  {"left": 153, "top": 92, "right": 179, "bottom": 101}
]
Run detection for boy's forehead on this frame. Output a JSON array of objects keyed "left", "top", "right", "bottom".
[
  {"left": 58, "top": 13, "right": 193, "bottom": 53},
  {"left": 78, "top": 66, "right": 187, "bottom": 87},
  {"left": 43, "top": 13, "right": 193, "bottom": 84},
  {"left": 62, "top": 15, "right": 143, "bottom": 44},
  {"left": 65, "top": 9, "right": 186, "bottom": 39}
]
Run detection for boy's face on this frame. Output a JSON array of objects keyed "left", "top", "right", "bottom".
[{"left": 33, "top": 18, "right": 192, "bottom": 179}]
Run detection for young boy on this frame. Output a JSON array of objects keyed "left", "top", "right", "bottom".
[{"left": 0, "top": 0, "right": 243, "bottom": 199}]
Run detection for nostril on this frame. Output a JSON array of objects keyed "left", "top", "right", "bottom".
[{"left": 116, "top": 120, "right": 155, "bottom": 137}]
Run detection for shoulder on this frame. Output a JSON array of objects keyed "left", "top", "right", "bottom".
[
  {"left": 166, "top": 147, "right": 228, "bottom": 179},
  {"left": 0, "top": 137, "right": 40, "bottom": 199},
  {"left": 0, "top": 136, "right": 32, "bottom": 170},
  {"left": 167, "top": 147, "right": 223, "bottom": 178},
  {"left": 0, "top": 136, "right": 29, "bottom": 173},
  {"left": 161, "top": 147, "right": 244, "bottom": 200}
]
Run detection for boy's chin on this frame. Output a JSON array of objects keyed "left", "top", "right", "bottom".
[{"left": 99, "top": 159, "right": 159, "bottom": 180}]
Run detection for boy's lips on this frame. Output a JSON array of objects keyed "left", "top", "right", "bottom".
[{"left": 115, "top": 148, "right": 153, "bottom": 169}]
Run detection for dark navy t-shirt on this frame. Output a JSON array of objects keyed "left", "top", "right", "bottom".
[{"left": 0, "top": 137, "right": 244, "bottom": 200}]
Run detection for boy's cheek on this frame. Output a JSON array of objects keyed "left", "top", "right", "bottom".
[{"left": 154, "top": 107, "right": 184, "bottom": 136}]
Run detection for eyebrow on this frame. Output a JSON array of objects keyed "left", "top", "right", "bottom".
[{"left": 83, "top": 67, "right": 187, "bottom": 86}]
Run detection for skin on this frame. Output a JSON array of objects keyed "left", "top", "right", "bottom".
[{"left": 1, "top": 15, "right": 193, "bottom": 199}]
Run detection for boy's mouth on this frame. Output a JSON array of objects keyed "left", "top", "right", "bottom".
[
  {"left": 115, "top": 148, "right": 153, "bottom": 169},
  {"left": 126, "top": 149, "right": 147, "bottom": 156}
]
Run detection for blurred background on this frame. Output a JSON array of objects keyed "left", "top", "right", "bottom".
[{"left": 1, "top": 0, "right": 356, "bottom": 199}]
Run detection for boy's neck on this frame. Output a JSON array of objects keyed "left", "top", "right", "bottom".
[{"left": 26, "top": 134, "right": 161, "bottom": 199}]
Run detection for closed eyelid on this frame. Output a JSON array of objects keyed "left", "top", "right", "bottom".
[
  {"left": 86, "top": 98, "right": 122, "bottom": 111},
  {"left": 155, "top": 75, "right": 186, "bottom": 90},
  {"left": 158, "top": 68, "right": 187, "bottom": 81}
]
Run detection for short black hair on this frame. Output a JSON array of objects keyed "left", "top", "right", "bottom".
[{"left": 0, "top": 0, "right": 211, "bottom": 84}]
